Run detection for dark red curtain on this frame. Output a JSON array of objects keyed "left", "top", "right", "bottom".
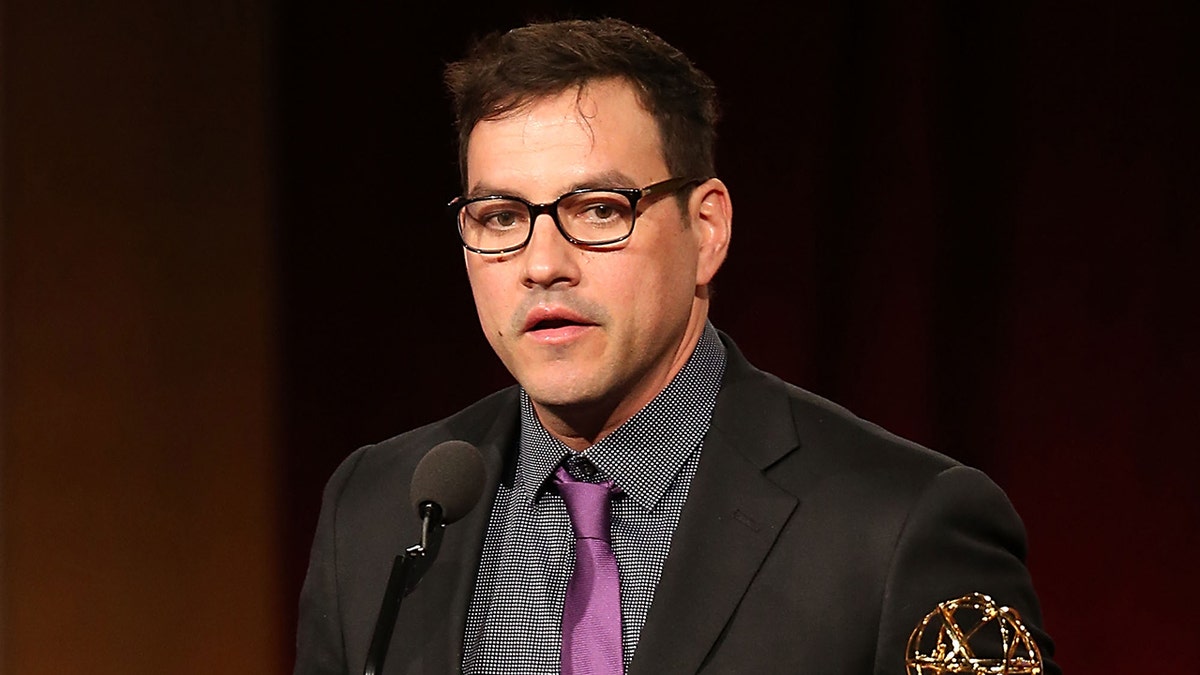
[{"left": 276, "top": 3, "right": 1199, "bottom": 673}]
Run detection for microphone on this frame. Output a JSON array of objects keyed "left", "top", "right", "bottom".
[
  {"left": 410, "top": 439, "right": 488, "bottom": 526},
  {"left": 363, "top": 440, "right": 487, "bottom": 675}
]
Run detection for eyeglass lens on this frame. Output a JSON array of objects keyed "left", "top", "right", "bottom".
[{"left": 459, "top": 191, "right": 635, "bottom": 252}]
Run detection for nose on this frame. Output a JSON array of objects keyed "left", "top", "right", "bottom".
[{"left": 521, "top": 212, "right": 580, "bottom": 288}]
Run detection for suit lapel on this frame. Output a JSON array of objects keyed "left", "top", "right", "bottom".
[
  {"left": 629, "top": 336, "right": 804, "bottom": 674},
  {"left": 392, "top": 336, "right": 803, "bottom": 673}
]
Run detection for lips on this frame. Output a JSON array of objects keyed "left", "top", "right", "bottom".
[{"left": 521, "top": 304, "right": 597, "bottom": 338}]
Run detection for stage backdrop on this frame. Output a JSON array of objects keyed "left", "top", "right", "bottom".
[
  {"left": 275, "top": 4, "right": 1197, "bottom": 675},
  {"left": 3, "top": 2, "right": 1195, "bottom": 674}
]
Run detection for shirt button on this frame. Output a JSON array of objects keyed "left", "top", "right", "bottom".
[{"left": 574, "top": 457, "right": 599, "bottom": 480}]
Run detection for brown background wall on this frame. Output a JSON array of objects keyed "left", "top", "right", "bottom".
[
  {"left": 2, "top": 1, "right": 282, "bottom": 672},
  {"left": 3, "top": 1, "right": 1198, "bottom": 674}
]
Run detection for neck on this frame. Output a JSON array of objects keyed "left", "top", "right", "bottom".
[{"left": 532, "top": 305, "right": 710, "bottom": 452}]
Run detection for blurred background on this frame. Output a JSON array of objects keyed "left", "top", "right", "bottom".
[{"left": 2, "top": 1, "right": 1196, "bottom": 673}]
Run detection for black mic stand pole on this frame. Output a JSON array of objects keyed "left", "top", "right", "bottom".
[{"left": 362, "top": 502, "right": 446, "bottom": 675}]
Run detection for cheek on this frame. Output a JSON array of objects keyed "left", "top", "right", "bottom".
[
  {"left": 629, "top": 241, "right": 700, "bottom": 292},
  {"left": 609, "top": 255, "right": 694, "bottom": 319}
]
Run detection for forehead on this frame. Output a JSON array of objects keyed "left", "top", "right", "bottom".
[{"left": 464, "top": 79, "right": 666, "bottom": 195}]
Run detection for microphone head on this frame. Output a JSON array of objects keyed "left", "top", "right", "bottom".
[{"left": 410, "top": 440, "right": 487, "bottom": 525}]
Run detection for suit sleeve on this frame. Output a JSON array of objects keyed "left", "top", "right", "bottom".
[
  {"left": 874, "top": 465, "right": 1060, "bottom": 675},
  {"left": 294, "top": 449, "right": 367, "bottom": 675}
]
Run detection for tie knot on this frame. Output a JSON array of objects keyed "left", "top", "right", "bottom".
[{"left": 554, "top": 465, "right": 616, "bottom": 542}]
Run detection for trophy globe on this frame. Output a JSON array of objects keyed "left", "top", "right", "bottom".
[{"left": 906, "top": 593, "right": 1043, "bottom": 674}]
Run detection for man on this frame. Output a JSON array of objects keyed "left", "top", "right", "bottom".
[{"left": 295, "top": 17, "right": 1058, "bottom": 675}]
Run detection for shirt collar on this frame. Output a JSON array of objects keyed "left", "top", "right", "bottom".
[{"left": 514, "top": 321, "right": 726, "bottom": 511}]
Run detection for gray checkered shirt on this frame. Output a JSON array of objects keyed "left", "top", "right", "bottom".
[{"left": 461, "top": 323, "right": 726, "bottom": 673}]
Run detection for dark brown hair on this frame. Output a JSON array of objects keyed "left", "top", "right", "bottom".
[{"left": 444, "top": 17, "right": 720, "bottom": 188}]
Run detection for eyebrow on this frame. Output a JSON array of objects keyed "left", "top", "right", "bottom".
[{"left": 467, "top": 169, "right": 642, "bottom": 200}]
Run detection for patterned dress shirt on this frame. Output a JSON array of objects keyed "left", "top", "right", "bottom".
[{"left": 461, "top": 322, "right": 727, "bottom": 673}]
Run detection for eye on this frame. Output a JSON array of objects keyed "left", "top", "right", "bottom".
[
  {"left": 586, "top": 203, "right": 618, "bottom": 220},
  {"left": 466, "top": 199, "right": 527, "bottom": 231},
  {"left": 565, "top": 193, "right": 632, "bottom": 226},
  {"left": 484, "top": 210, "right": 520, "bottom": 229}
]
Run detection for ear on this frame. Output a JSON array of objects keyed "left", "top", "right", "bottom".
[{"left": 689, "top": 178, "right": 733, "bottom": 286}]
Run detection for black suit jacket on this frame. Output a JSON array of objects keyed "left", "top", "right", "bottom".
[{"left": 295, "top": 333, "right": 1058, "bottom": 674}]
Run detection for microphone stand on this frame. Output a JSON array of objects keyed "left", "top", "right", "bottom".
[{"left": 362, "top": 502, "right": 446, "bottom": 675}]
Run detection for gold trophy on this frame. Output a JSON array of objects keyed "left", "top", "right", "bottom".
[{"left": 906, "top": 593, "right": 1043, "bottom": 674}]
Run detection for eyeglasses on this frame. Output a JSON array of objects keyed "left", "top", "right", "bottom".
[{"left": 448, "top": 176, "right": 705, "bottom": 255}]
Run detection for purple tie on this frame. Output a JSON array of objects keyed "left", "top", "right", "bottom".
[{"left": 554, "top": 465, "right": 624, "bottom": 675}]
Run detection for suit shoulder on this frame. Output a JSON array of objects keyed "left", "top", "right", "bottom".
[
  {"left": 725, "top": 359, "right": 965, "bottom": 504},
  {"left": 369, "top": 385, "right": 519, "bottom": 454},
  {"left": 717, "top": 331, "right": 958, "bottom": 481},
  {"left": 324, "top": 386, "right": 519, "bottom": 501},
  {"left": 786, "top": 379, "right": 959, "bottom": 475}
]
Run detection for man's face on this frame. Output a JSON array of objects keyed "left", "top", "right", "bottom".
[{"left": 463, "top": 78, "right": 726, "bottom": 442}]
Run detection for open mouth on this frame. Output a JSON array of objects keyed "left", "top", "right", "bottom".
[
  {"left": 523, "top": 304, "right": 593, "bottom": 333},
  {"left": 521, "top": 306, "right": 596, "bottom": 341},
  {"left": 530, "top": 318, "right": 582, "bottom": 332}
]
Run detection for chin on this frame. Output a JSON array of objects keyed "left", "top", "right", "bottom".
[
  {"left": 520, "top": 374, "right": 606, "bottom": 410},
  {"left": 523, "top": 384, "right": 593, "bottom": 409}
]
